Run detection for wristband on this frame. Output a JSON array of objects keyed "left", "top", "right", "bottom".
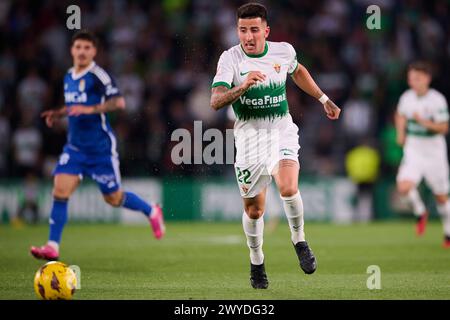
[{"left": 318, "top": 94, "right": 329, "bottom": 104}]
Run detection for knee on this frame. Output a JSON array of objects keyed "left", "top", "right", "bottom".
[
  {"left": 279, "top": 185, "right": 299, "bottom": 198},
  {"left": 52, "top": 186, "right": 72, "bottom": 199},
  {"left": 435, "top": 194, "right": 448, "bottom": 205},
  {"left": 245, "top": 205, "right": 265, "bottom": 219},
  {"left": 104, "top": 192, "right": 123, "bottom": 207},
  {"left": 396, "top": 182, "right": 411, "bottom": 196}
]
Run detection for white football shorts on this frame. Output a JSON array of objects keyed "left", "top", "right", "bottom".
[
  {"left": 233, "top": 114, "right": 300, "bottom": 198},
  {"left": 397, "top": 136, "right": 449, "bottom": 195}
]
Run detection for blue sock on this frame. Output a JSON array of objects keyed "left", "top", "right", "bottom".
[
  {"left": 122, "top": 192, "right": 152, "bottom": 217},
  {"left": 48, "top": 198, "right": 68, "bottom": 244}
]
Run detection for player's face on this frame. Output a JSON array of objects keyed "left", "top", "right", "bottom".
[
  {"left": 237, "top": 18, "right": 270, "bottom": 55},
  {"left": 71, "top": 39, "right": 97, "bottom": 68},
  {"left": 407, "top": 69, "right": 431, "bottom": 93}
]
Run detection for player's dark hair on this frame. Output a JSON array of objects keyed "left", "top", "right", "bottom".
[
  {"left": 71, "top": 30, "right": 98, "bottom": 47},
  {"left": 237, "top": 3, "right": 268, "bottom": 22},
  {"left": 408, "top": 61, "right": 432, "bottom": 76}
]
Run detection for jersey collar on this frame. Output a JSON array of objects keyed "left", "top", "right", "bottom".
[
  {"left": 240, "top": 42, "right": 268, "bottom": 58},
  {"left": 71, "top": 61, "right": 96, "bottom": 80}
]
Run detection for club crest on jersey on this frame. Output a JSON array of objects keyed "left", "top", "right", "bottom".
[
  {"left": 78, "top": 79, "right": 85, "bottom": 92},
  {"left": 273, "top": 63, "right": 281, "bottom": 73}
]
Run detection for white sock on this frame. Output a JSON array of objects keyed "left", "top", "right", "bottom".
[
  {"left": 242, "top": 212, "right": 264, "bottom": 265},
  {"left": 436, "top": 200, "right": 450, "bottom": 237},
  {"left": 408, "top": 189, "right": 426, "bottom": 217},
  {"left": 47, "top": 241, "right": 60, "bottom": 252},
  {"left": 281, "top": 191, "right": 305, "bottom": 244}
]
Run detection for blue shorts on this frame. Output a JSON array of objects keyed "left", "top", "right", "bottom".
[{"left": 53, "top": 145, "right": 121, "bottom": 195}]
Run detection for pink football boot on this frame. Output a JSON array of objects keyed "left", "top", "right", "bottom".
[
  {"left": 149, "top": 204, "right": 165, "bottom": 239},
  {"left": 30, "top": 244, "right": 59, "bottom": 261},
  {"left": 416, "top": 212, "right": 428, "bottom": 236},
  {"left": 443, "top": 236, "right": 450, "bottom": 249}
]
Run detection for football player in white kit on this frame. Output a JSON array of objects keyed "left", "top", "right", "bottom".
[
  {"left": 210, "top": 3, "right": 341, "bottom": 289},
  {"left": 395, "top": 61, "right": 450, "bottom": 248}
]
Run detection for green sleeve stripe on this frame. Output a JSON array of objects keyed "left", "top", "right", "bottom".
[
  {"left": 211, "top": 82, "right": 231, "bottom": 89},
  {"left": 289, "top": 61, "right": 299, "bottom": 75}
]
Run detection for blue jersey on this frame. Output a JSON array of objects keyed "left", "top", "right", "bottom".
[{"left": 63, "top": 62, "right": 121, "bottom": 155}]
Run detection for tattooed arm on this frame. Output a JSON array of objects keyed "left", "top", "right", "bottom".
[{"left": 210, "top": 71, "right": 266, "bottom": 110}]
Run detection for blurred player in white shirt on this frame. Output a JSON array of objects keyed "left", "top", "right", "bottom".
[{"left": 395, "top": 61, "right": 450, "bottom": 248}]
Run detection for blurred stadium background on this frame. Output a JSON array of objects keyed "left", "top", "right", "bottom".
[
  {"left": 1, "top": 0, "right": 449, "bottom": 224},
  {"left": 1, "top": 0, "right": 450, "bottom": 301}
]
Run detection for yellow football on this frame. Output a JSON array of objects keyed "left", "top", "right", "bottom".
[{"left": 33, "top": 261, "right": 77, "bottom": 300}]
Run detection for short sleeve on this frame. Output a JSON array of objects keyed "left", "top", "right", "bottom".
[
  {"left": 211, "top": 51, "right": 233, "bottom": 89},
  {"left": 92, "top": 67, "right": 121, "bottom": 101},
  {"left": 104, "top": 76, "right": 121, "bottom": 100},
  {"left": 433, "top": 95, "right": 449, "bottom": 123},
  {"left": 397, "top": 94, "right": 407, "bottom": 116},
  {"left": 286, "top": 43, "right": 299, "bottom": 75}
]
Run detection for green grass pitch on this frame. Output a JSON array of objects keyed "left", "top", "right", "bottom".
[{"left": 0, "top": 221, "right": 449, "bottom": 299}]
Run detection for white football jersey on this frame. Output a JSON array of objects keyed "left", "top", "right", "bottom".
[
  {"left": 212, "top": 41, "right": 302, "bottom": 197},
  {"left": 397, "top": 88, "right": 449, "bottom": 137},
  {"left": 212, "top": 41, "right": 298, "bottom": 122}
]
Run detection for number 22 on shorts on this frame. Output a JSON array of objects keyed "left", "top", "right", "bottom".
[{"left": 236, "top": 167, "right": 252, "bottom": 184}]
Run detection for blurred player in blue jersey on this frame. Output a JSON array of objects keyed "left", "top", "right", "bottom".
[{"left": 31, "top": 30, "right": 165, "bottom": 261}]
